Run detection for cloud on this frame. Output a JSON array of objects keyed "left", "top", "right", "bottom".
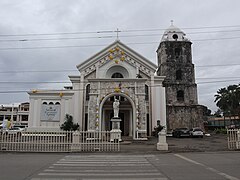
[{"left": 0, "top": 0, "right": 240, "bottom": 112}]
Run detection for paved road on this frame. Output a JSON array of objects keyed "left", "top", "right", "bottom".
[{"left": 0, "top": 152, "right": 239, "bottom": 180}]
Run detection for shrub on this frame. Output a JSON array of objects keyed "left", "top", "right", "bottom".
[
  {"left": 60, "top": 114, "right": 79, "bottom": 131},
  {"left": 214, "top": 128, "right": 227, "bottom": 134}
]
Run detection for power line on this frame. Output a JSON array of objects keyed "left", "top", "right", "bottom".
[
  {"left": 122, "top": 25, "right": 240, "bottom": 32},
  {"left": 0, "top": 30, "right": 117, "bottom": 37},
  {"left": 0, "top": 64, "right": 240, "bottom": 74},
  {"left": 1, "top": 24, "right": 240, "bottom": 37},
  {"left": 1, "top": 35, "right": 240, "bottom": 51},
  {"left": 0, "top": 70, "right": 78, "bottom": 73},
  {"left": 0, "top": 43, "right": 108, "bottom": 50},
  {"left": 0, "top": 81, "right": 72, "bottom": 84},
  {"left": 0, "top": 76, "right": 239, "bottom": 84},
  {"left": 0, "top": 79, "right": 239, "bottom": 94},
  {"left": 196, "top": 64, "right": 240, "bottom": 67},
  {"left": 197, "top": 79, "right": 240, "bottom": 84},
  {"left": 1, "top": 29, "right": 240, "bottom": 42},
  {"left": 0, "top": 35, "right": 115, "bottom": 42},
  {"left": 196, "top": 77, "right": 240, "bottom": 79}
]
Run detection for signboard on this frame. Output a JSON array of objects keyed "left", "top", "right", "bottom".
[{"left": 40, "top": 104, "right": 60, "bottom": 121}]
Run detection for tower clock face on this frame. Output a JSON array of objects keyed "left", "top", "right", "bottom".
[{"left": 172, "top": 34, "right": 178, "bottom": 40}]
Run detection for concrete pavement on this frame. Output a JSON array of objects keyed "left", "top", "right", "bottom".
[
  {"left": 0, "top": 134, "right": 238, "bottom": 180},
  {"left": 121, "top": 133, "right": 229, "bottom": 153},
  {"left": 0, "top": 152, "right": 239, "bottom": 180}
]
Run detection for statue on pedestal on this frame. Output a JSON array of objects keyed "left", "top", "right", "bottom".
[
  {"left": 111, "top": 98, "right": 122, "bottom": 141},
  {"left": 113, "top": 99, "right": 120, "bottom": 118}
]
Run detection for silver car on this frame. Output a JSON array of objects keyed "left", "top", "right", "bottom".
[
  {"left": 189, "top": 128, "right": 204, "bottom": 138},
  {"left": 4, "top": 127, "right": 24, "bottom": 136}
]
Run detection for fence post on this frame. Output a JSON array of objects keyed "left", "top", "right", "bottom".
[
  {"left": 237, "top": 130, "right": 240, "bottom": 149},
  {"left": 70, "top": 131, "right": 79, "bottom": 152}
]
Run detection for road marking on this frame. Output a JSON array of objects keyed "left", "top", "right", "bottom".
[
  {"left": 44, "top": 169, "right": 159, "bottom": 173},
  {"left": 32, "top": 178, "right": 167, "bottom": 180},
  {"left": 38, "top": 172, "right": 163, "bottom": 176},
  {"left": 174, "top": 154, "right": 240, "bottom": 180},
  {"left": 32, "top": 155, "right": 168, "bottom": 180}
]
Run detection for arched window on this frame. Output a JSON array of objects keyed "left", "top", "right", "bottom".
[
  {"left": 177, "top": 90, "right": 184, "bottom": 101},
  {"left": 55, "top": 102, "right": 60, "bottom": 105},
  {"left": 145, "top": 85, "right": 149, "bottom": 101},
  {"left": 42, "top": 102, "right": 47, "bottom": 105},
  {"left": 111, "top": 72, "right": 123, "bottom": 78},
  {"left": 49, "top": 102, "right": 54, "bottom": 105},
  {"left": 86, "top": 84, "right": 90, "bottom": 101},
  {"left": 176, "top": 70, "right": 182, "bottom": 80},
  {"left": 175, "top": 48, "right": 181, "bottom": 58}
]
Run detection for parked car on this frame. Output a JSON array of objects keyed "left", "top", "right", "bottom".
[
  {"left": 189, "top": 128, "right": 204, "bottom": 138},
  {"left": 172, "top": 128, "right": 189, "bottom": 138},
  {"left": 3, "top": 127, "right": 25, "bottom": 136}
]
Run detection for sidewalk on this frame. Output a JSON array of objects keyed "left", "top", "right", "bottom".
[{"left": 120, "top": 134, "right": 229, "bottom": 153}]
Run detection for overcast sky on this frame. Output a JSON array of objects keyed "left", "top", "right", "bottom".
[{"left": 0, "top": 0, "right": 240, "bottom": 112}]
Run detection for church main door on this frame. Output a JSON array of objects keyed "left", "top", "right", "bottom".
[{"left": 101, "top": 95, "right": 133, "bottom": 137}]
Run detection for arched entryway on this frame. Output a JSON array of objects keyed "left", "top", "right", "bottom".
[{"left": 99, "top": 93, "right": 136, "bottom": 138}]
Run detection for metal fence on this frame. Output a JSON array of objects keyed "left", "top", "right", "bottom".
[
  {"left": 227, "top": 129, "right": 240, "bottom": 150},
  {"left": 0, "top": 131, "right": 120, "bottom": 152}
]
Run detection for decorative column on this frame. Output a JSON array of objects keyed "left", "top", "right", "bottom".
[{"left": 153, "top": 76, "right": 168, "bottom": 151}]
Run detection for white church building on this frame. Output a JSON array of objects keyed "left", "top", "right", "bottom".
[{"left": 28, "top": 24, "right": 203, "bottom": 140}]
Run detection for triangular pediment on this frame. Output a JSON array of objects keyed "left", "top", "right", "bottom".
[{"left": 77, "top": 40, "right": 157, "bottom": 77}]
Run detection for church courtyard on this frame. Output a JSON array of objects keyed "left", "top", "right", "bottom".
[{"left": 121, "top": 133, "right": 228, "bottom": 153}]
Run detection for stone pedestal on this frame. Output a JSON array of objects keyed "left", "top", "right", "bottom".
[
  {"left": 110, "top": 117, "right": 122, "bottom": 142},
  {"left": 157, "top": 130, "right": 168, "bottom": 151}
]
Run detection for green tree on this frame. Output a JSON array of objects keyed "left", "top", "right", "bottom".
[
  {"left": 60, "top": 114, "right": 79, "bottom": 131},
  {"left": 214, "top": 84, "right": 240, "bottom": 118}
]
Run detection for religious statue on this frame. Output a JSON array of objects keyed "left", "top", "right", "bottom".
[{"left": 113, "top": 99, "right": 120, "bottom": 117}]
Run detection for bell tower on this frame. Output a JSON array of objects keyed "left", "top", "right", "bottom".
[{"left": 157, "top": 22, "right": 206, "bottom": 130}]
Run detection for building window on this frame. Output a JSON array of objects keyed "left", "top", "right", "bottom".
[
  {"left": 172, "top": 34, "right": 178, "bottom": 40},
  {"left": 176, "top": 70, "right": 182, "bottom": 80},
  {"left": 49, "top": 102, "right": 54, "bottom": 105},
  {"left": 145, "top": 85, "right": 149, "bottom": 101},
  {"left": 84, "top": 114, "right": 88, "bottom": 131},
  {"left": 86, "top": 84, "right": 90, "bottom": 101},
  {"left": 136, "top": 74, "right": 142, "bottom": 78},
  {"left": 175, "top": 48, "right": 181, "bottom": 58},
  {"left": 55, "top": 102, "right": 60, "bottom": 105},
  {"left": 111, "top": 72, "right": 123, "bottom": 78},
  {"left": 22, "top": 115, "right": 28, "bottom": 121},
  {"left": 42, "top": 102, "right": 47, "bottom": 105},
  {"left": 177, "top": 90, "right": 184, "bottom": 101}
]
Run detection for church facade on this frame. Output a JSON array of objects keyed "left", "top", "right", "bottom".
[{"left": 28, "top": 24, "right": 205, "bottom": 139}]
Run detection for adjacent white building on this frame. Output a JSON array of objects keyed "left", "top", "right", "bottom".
[{"left": 0, "top": 102, "right": 29, "bottom": 127}]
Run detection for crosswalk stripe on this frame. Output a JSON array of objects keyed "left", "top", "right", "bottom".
[
  {"left": 32, "top": 155, "right": 168, "bottom": 180},
  {"left": 39, "top": 172, "right": 163, "bottom": 176},
  {"left": 44, "top": 169, "right": 159, "bottom": 173}
]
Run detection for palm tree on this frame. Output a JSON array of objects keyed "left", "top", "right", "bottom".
[{"left": 214, "top": 84, "right": 240, "bottom": 120}]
